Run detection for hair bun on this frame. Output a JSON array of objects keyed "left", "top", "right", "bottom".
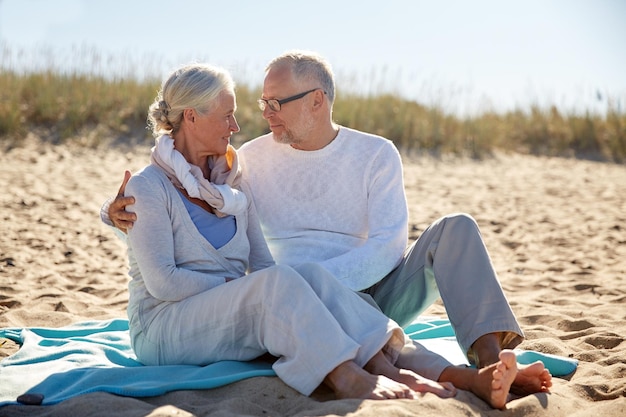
[{"left": 158, "top": 100, "right": 170, "bottom": 116}]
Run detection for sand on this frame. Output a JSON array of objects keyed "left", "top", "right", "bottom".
[{"left": 1, "top": 135, "right": 625, "bottom": 416}]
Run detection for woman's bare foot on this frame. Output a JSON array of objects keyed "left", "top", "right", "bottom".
[
  {"left": 365, "top": 351, "right": 456, "bottom": 398},
  {"left": 511, "top": 361, "right": 552, "bottom": 395},
  {"left": 324, "top": 360, "right": 416, "bottom": 400},
  {"left": 387, "top": 368, "right": 457, "bottom": 399}
]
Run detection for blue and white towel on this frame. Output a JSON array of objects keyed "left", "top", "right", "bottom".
[{"left": 0, "top": 318, "right": 578, "bottom": 406}]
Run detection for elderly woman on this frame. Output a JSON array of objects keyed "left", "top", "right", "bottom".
[{"left": 121, "top": 63, "right": 458, "bottom": 401}]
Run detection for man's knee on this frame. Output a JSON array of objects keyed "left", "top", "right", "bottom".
[
  {"left": 443, "top": 212, "right": 475, "bottom": 224},
  {"left": 443, "top": 213, "right": 480, "bottom": 235}
]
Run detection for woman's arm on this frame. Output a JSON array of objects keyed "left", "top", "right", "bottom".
[{"left": 126, "top": 173, "right": 224, "bottom": 301}]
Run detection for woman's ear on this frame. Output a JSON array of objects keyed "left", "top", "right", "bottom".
[{"left": 183, "top": 108, "right": 196, "bottom": 123}]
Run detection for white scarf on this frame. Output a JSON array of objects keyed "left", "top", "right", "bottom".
[{"left": 150, "top": 135, "right": 247, "bottom": 218}]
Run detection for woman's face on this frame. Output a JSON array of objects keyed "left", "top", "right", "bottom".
[{"left": 193, "top": 90, "right": 240, "bottom": 157}]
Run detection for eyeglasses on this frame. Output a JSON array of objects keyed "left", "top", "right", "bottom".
[{"left": 257, "top": 88, "right": 323, "bottom": 112}]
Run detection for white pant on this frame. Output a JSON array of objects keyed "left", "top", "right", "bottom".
[{"left": 130, "top": 263, "right": 405, "bottom": 395}]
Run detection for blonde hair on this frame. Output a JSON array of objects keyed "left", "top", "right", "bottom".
[{"left": 148, "top": 63, "right": 235, "bottom": 137}]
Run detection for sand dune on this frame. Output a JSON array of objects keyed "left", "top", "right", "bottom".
[{"left": 1, "top": 135, "right": 625, "bottom": 416}]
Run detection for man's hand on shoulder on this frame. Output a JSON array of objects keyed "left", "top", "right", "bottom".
[{"left": 110, "top": 170, "right": 136, "bottom": 233}]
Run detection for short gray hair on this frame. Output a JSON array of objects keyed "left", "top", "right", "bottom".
[{"left": 266, "top": 50, "right": 335, "bottom": 104}]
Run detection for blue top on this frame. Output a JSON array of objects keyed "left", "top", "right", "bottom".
[{"left": 176, "top": 188, "right": 237, "bottom": 249}]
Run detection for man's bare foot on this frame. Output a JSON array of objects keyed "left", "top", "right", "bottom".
[
  {"left": 470, "top": 333, "right": 501, "bottom": 368},
  {"left": 469, "top": 333, "right": 551, "bottom": 397},
  {"left": 439, "top": 349, "right": 517, "bottom": 409},
  {"left": 488, "top": 350, "right": 518, "bottom": 409},
  {"left": 470, "top": 332, "right": 523, "bottom": 368},
  {"left": 324, "top": 360, "right": 416, "bottom": 400},
  {"left": 511, "top": 361, "right": 552, "bottom": 395},
  {"left": 365, "top": 351, "right": 456, "bottom": 399}
]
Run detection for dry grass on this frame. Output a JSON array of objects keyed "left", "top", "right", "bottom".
[{"left": 1, "top": 45, "right": 624, "bottom": 162}]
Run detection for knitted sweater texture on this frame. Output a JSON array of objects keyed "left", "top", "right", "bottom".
[{"left": 238, "top": 126, "right": 408, "bottom": 291}]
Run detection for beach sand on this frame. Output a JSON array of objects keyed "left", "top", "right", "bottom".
[{"left": 1, "top": 135, "right": 625, "bottom": 416}]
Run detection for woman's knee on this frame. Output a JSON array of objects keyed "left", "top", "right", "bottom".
[
  {"left": 263, "top": 263, "right": 342, "bottom": 300},
  {"left": 292, "top": 262, "right": 331, "bottom": 280},
  {"left": 292, "top": 262, "right": 342, "bottom": 290},
  {"left": 263, "top": 264, "right": 312, "bottom": 290}
]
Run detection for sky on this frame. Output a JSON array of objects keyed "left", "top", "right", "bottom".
[{"left": 1, "top": 0, "right": 625, "bottom": 116}]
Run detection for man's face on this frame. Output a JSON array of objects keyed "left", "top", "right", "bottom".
[{"left": 260, "top": 65, "right": 314, "bottom": 146}]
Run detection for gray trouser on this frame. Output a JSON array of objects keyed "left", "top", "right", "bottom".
[{"left": 364, "top": 213, "right": 524, "bottom": 357}]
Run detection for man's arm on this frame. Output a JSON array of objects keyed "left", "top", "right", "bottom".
[
  {"left": 317, "top": 143, "right": 409, "bottom": 291},
  {"left": 100, "top": 170, "right": 137, "bottom": 233}
]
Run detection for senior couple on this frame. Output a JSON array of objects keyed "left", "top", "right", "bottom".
[{"left": 102, "top": 50, "right": 551, "bottom": 408}]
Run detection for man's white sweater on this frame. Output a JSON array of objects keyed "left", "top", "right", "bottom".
[{"left": 238, "top": 126, "right": 409, "bottom": 291}]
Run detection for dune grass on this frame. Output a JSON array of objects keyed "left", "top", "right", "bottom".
[{"left": 1, "top": 46, "right": 624, "bottom": 162}]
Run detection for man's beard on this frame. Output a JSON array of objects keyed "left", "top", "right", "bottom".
[
  {"left": 273, "top": 130, "right": 295, "bottom": 145},
  {"left": 272, "top": 113, "right": 314, "bottom": 147}
]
